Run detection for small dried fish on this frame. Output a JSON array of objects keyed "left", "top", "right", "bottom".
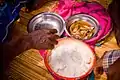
[{"left": 69, "top": 20, "right": 95, "bottom": 40}]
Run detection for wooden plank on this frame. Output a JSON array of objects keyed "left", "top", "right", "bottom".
[
  {"left": 95, "top": 32, "right": 120, "bottom": 58},
  {"left": 19, "top": 9, "right": 33, "bottom": 20},
  {"left": 19, "top": 16, "right": 30, "bottom": 26},
  {"left": 30, "top": 1, "right": 58, "bottom": 15},
  {"left": 7, "top": 49, "right": 54, "bottom": 80}
]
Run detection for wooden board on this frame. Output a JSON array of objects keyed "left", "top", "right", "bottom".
[{"left": 6, "top": 49, "right": 54, "bottom": 80}]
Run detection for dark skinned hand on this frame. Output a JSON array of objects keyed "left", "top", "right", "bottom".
[
  {"left": 3, "top": 29, "right": 59, "bottom": 71},
  {"left": 107, "top": 58, "right": 120, "bottom": 80},
  {"left": 94, "top": 53, "right": 106, "bottom": 76},
  {"left": 20, "top": 29, "right": 59, "bottom": 50},
  {"left": 94, "top": 52, "right": 120, "bottom": 80},
  {"left": 25, "top": 0, "right": 46, "bottom": 12}
]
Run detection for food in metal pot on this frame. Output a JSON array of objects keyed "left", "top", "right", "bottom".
[
  {"left": 69, "top": 20, "right": 95, "bottom": 40},
  {"left": 35, "top": 23, "right": 54, "bottom": 30},
  {"left": 28, "top": 12, "right": 65, "bottom": 36},
  {"left": 48, "top": 38, "right": 95, "bottom": 78}
]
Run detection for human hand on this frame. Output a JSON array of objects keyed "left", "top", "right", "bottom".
[
  {"left": 21, "top": 29, "right": 59, "bottom": 50},
  {"left": 0, "top": 0, "right": 4, "bottom": 5},
  {"left": 107, "top": 58, "right": 120, "bottom": 80},
  {"left": 25, "top": 0, "right": 46, "bottom": 12},
  {"left": 3, "top": 29, "right": 59, "bottom": 70},
  {"left": 94, "top": 52, "right": 107, "bottom": 76},
  {"left": 94, "top": 58, "right": 104, "bottom": 76}
]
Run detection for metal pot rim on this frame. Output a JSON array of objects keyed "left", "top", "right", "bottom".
[
  {"left": 27, "top": 12, "right": 66, "bottom": 36},
  {"left": 65, "top": 13, "right": 100, "bottom": 40}
]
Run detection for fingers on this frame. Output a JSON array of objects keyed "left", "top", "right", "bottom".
[
  {"left": 35, "top": 36, "right": 57, "bottom": 50},
  {"left": 40, "top": 29, "right": 58, "bottom": 34},
  {"left": 29, "top": 29, "right": 58, "bottom": 37},
  {"left": 49, "top": 29, "right": 58, "bottom": 34},
  {"left": 43, "top": 34, "right": 59, "bottom": 49},
  {"left": 46, "top": 44, "right": 54, "bottom": 49},
  {"left": 38, "top": 43, "right": 54, "bottom": 50},
  {"left": 94, "top": 58, "right": 104, "bottom": 75},
  {"left": 48, "top": 34, "right": 59, "bottom": 44},
  {"left": 94, "top": 67, "right": 102, "bottom": 75},
  {"left": 28, "top": 28, "right": 59, "bottom": 50},
  {"left": 95, "top": 67, "right": 104, "bottom": 75},
  {"left": 49, "top": 35, "right": 59, "bottom": 40},
  {"left": 50, "top": 40, "right": 58, "bottom": 45}
]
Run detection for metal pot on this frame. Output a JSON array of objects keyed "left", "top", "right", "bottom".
[
  {"left": 65, "top": 14, "right": 100, "bottom": 40},
  {"left": 28, "top": 12, "right": 66, "bottom": 36},
  {"left": 42, "top": 38, "right": 96, "bottom": 80}
]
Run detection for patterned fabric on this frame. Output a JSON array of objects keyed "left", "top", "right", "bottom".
[
  {"left": 0, "top": 0, "right": 27, "bottom": 43},
  {"left": 55, "top": 0, "right": 112, "bottom": 45},
  {"left": 103, "top": 50, "right": 120, "bottom": 74}
]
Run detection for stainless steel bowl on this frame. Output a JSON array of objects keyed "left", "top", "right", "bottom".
[
  {"left": 65, "top": 14, "right": 100, "bottom": 40},
  {"left": 28, "top": 12, "right": 66, "bottom": 36}
]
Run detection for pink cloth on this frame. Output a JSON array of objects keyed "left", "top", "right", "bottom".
[
  {"left": 55, "top": 0, "right": 112, "bottom": 45},
  {"left": 39, "top": 50, "right": 46, "bottom": 58},
  {"left": 39, "top": 1, "right": 112, "bottom": 80}
]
